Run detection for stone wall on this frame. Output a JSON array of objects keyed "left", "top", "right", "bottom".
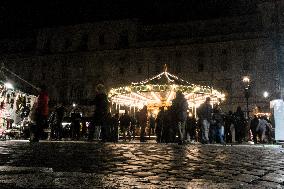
[{"left": 0, "top": 0, "right": 282, "bottom": 114}]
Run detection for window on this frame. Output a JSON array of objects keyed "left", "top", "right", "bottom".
[
  {"left": 119, "top": 31, "right": 129, "bottom": 48},
  {"left": 220, "top": 50, "right": 228, "bottom": 71},
  {"left": 242, "top": 50, "right": 250, "bottom": 71},
  {"left": 42, "top": 72, "right": 46, "bottom": 80},
  {"left": 243, "top": 61, "right": 250, "bottom": 71},
  {"left": 176, "top": 63, "right": 181, "bottom": 73},
  {"left": 175, "top": 51, "right": 182, "bottom": 73},
  {"left": 137, "top": 67, "right": 142, "bottom": 74},
  {"left": 100, "top": 60, "right": 105, "bottom": 72},
  {"left": 197, "top": 50, "right": 205, "bottom": 72},
  {"left": 79, "top": 34, "right": 88, "bottom": 51},
  {"left": 28, "top": 72, "right": 33, "bottom": 81},
  {"left": 226, "top": 82, "right": 232, "bottom": 93},
  {"left": 155, "top": 65, "right": 160, "bottom": 74},
  {"left": 220, "top": 59, "right": 228, "bottom": 71},
  {"left": 198, "top": 63, "right": 204, "bottom": 72},
  {"left": 64, "top": 38, "right": 71, "bottom": 50},
  {"left": 43, "top": 39, "right": 51, "bottom": 53},
  {"left": 198, "top": 51, "right": 204, "bottom": 57},
  {"left": 99, "top": 34, "right": 105, "bottom": 45},
  {"left": 119, "top": 67, "right": 125, "bottom": 75}
]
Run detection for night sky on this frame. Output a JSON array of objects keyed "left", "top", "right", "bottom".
[{"left": 0, "top": 0, "right": 257, "bottom": 38}]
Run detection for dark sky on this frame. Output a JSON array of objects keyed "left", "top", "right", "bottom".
[{"left": 0, "top": 0, "right": 257, "bottom": 38}]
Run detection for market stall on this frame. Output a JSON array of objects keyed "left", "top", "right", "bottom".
[
  {"left": 0, "top": 82, "right": 36, "bottom": 139},
  {"left": 108, "top": 66, "right": 225, "bottom": 116}
]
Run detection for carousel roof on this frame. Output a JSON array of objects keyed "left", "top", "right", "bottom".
[
  {"left": 132, "top": 70, "right": 191, "bottom": 86},
  {"left": 108, "top": 66, "right": 225, "bottom": 109}
]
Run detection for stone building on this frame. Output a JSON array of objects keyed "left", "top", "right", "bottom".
[{"left": 0, "top": 0, "right": 283, "bottom": 115}]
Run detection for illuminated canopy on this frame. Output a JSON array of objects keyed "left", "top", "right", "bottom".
[{"left": 109, "top": 66, "right": 225, "bottom": 112}]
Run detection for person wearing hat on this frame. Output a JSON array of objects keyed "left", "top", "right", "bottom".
[{"left": 197, "top": 97, "right": 212, "bottom": 144}]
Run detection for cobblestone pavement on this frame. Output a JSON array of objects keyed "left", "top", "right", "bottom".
[{"left": 0, "top": 141, "right": 283, "bottom": 189}]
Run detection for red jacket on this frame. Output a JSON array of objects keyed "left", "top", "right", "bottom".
[{"left": 36, "top": 91, "right": 49, "bottom": 117}]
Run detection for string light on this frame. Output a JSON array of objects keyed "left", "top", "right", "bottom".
[{"left": 109, "top": 70, "right": 226, "bottom": 110}]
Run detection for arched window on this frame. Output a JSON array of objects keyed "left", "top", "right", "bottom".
[
  {"left": 220, "top": 49, "right": 228, "bottom": 71},
  {"left": 198, "top": 63, "right": 204, "bottom": 72},
  {"left": 79, "top": 34, "right": 89, "bottom": 51},
  {"left": 119, "top": 67, "right": 125, "bottom": 75},
  {"left": 64, "top": 38, "right": 72, "bottom": 50},
  {"left": 242, "top": 51, "right": 250, "bottom": 71},
  {"left": 119, "top": 31, "right": 129, "bottom": 48},
  {"left": 99, "top": 34, "right": 105, "bottom": 45},
  {"left": 137, "top": 67, "right": 142, "bottom": 74}
]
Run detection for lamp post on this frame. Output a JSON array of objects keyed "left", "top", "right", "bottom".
[{"left": 243, "top": 76, "right": 251, "bottom": 119}]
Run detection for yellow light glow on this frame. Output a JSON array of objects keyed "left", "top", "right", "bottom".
[
  {"left": 109, "top": 70, "right": 226, "bottom": 111},
  {"left": 151, "top": 92, "right": 161, "bottom": 102},
  {"left": 153, "top": 109, "right": 159, "bottom": 115},
  {"left": 166, "top": 91, "right": 174, "bottom": 102},
  {"left": 243, "top": 76, "right": 250, "bottom": 83}
]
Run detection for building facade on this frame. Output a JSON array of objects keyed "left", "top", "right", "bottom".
[{"left": 0, "top": 0, "right": 283, "bottom": 115}]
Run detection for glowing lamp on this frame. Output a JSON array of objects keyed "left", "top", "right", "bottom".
[
  {"left": 263, "top": 91, "right": 269, "bottom": 98},
  {"left": 4, "top": 82, "right": 13, "bottom": 90}
]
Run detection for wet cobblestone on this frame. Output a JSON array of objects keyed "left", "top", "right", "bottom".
[{"left": 0, "top": 141, "right": 282, "bottom": 188}]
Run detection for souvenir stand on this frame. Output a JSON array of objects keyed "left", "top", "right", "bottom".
[{"left": 0, "top": 83, "right": 36, "bottom": 139}]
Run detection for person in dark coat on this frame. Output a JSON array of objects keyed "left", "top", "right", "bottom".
[
  {"left": 88, "top": 84, "right": 109, "bottom": 141},
  {"left": 103, "top": 112, "right": 112, "bottom": 142},
  {"left": 51, "top": 102, "right": 65, "bottom": 140},
  {"left": 234, "top": 106, "right": 246, "bottom": 143},
  {"left": 155, "top": 107, "right": 165, "bottom": 143},
  {"left": 212, "top": 105, "right": 225, "bottom": 144},
  {"left": 130, "top": 116, "right": 137, "bottom": 141},
  {"left": 149, "top": 113, "right": 155, "bottom": 139},
  {"left": 171, "top": 91, "right": 188, "bottom": 144},
  {"left": 30, "top": 85, "right": 49, "bottom": 142},
  {"left": 111, "top": 113, "right": 120, "bottom": 142},
  {"left": 70, "top": 108, "right": 81, "bottom": 140},
  {"left": 197, "top": 97, "right": 212, "bottom": 144},
  {"left": 224, "top": 111, "right": 234, "bottom": 143},
  {"left": 186, "top": 113, "right": 197, "bottom": 143},
  {"left": 250, "top": 115, "right": 259, "bottom": 144},
  {"left": 137, "top": 106, "right": 147, "bottom": 142},
  {"left": 164, "top": 107, "right": 177, "bottom": 143},
  {"left": 119, "top": 110, "right": 131, "bottom": 141}
]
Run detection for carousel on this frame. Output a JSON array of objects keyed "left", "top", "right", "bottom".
[{"left": 108, "top": 65, "right": 225, "bottom": 116}]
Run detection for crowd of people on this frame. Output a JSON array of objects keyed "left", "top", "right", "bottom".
[{"left": 29, "top": 84, "right": 274, "bottom": 144}]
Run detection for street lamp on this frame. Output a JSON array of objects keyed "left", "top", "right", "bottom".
[
  {"left": 263, "top": 91, "right": 269, "bottom": 98},
  {"left": 4, "top": 82, "right": 13, "bottom": 90},
  {"left": 263, "top": 91, "right": 270, "bottom": 112},
  {"left": 243, "top": 76, "right": 251, "bottom": 119}
]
